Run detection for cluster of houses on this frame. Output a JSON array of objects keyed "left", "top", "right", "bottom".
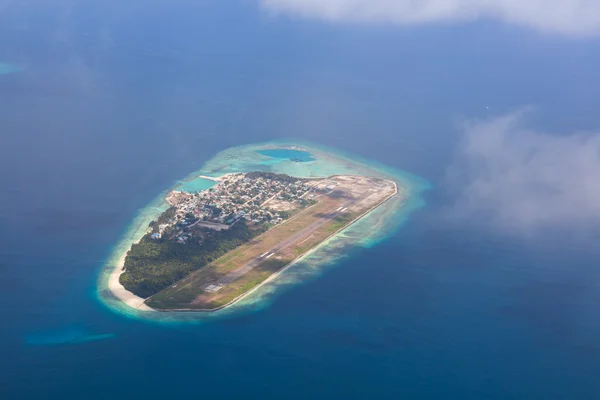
[
  {"left": 149, "top": 172, "right": 314, "bottom": 244},
  {"left": 150, "top": 221, "right": 174, "bottom": 240}
]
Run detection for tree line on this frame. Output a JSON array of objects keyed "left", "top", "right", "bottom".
[{"left": 245, "top": 171, "right": 300, "bottom": 183}]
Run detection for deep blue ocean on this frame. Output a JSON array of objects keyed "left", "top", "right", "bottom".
[{"left": 3, "top": 1, "right": 600, "bottom": 398}]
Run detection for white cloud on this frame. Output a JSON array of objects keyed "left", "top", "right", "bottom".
[
  {"left": 448, "top": 110, "right": 600, "bottom": 232},
  {"left": 261, "top": 0, "right": 600, "bottom": 37}
]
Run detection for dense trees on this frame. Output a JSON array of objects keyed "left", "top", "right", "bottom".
[
  {"left": 119, "top": 220, "right": 266, "bottom": 298},
  {"left": 245, "top": 171, "right": 299, "bottom": 183},
  {"left": 278, "top": 211, "right": 291, "bottom": 219},
  {"left": 150, "top": 206, "right": 177, "bottom": 233},
  {"left": 298, "top": 198, "right": 317, "bottom": 207}
]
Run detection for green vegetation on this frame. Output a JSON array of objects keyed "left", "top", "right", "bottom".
[
  {"left": 278, "top": 210, "right": 291, "bottom": 219},
  {"left": 245, "top": 171, "right": 299, "bottom": 183},
  {"left": 119, "top": 220, "right": 266, "bottom": 298},
  {"left": 325, "top": 212, "right": 356, "bottom": 233},
  {"left": 299, "top": 198, "right": 317, "bottom": 207},
  {"left": 258, "top": 257, "right": 290, "bottom": 272},
  {"left": 149, "top": 206, "right": 176, "bottom": 233}
]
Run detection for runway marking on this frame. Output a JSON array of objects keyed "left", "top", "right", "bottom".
[
  {"left": 298, "top": 234, "right": 314, "bottom": 245},
  {"left": 265, "top": 253, "right": 274, "bottom": 259}
]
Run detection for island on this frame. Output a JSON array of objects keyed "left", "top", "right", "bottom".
[
  {"left": 99, "top": 142, "right": 429, "bottom": 319},
  {"left": 118, "top": 171, "right": 396, "bottom": 311}
]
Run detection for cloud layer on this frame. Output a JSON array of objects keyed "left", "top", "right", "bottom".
[
  {"left": 449, "top": 111, "right": 600, "bottom": 232},
  {"left": 261, "top": 0, "right": 600, "bottom": 36}
]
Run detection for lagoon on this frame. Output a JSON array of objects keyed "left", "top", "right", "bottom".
[
  {"left": 178, "top": 177, "right": 217, "bottom": 193},
  {"left": 257, "top": 148, "right": 316, "bottom": 162}
]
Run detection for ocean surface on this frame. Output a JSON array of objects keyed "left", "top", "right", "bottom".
[{"left": 2, "top": 1, "right": 600, "bottom": 398}]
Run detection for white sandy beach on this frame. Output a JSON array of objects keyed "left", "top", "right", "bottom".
[
  {"left": 108, "top": 245, "right": 154, "bottom": 311},
  {"left": 197, "top": 174, "right": 221, "bottom": 181}
]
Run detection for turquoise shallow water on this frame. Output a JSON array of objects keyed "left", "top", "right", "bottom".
[
  {"left": 256, "top": 148, "right": 316, "bottom": 162},
  {"left": 177, "top": 177, "right": 217, "bottom": 193},
  {"left": 26, "top": 327, "right": 115, "bottom": 346},
  {"left": 97, "top": 141, "right": 430, "bottom": 323},
  {"left": 0, "top": 62, "right": 20, "bottom": 74}
]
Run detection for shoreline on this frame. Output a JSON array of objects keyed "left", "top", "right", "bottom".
[
  {"left": 108, "top": 238, "right": 153, "bottom": 311},
  {"left": 197, "top": 175, "right": 221, "bottom": 182}
]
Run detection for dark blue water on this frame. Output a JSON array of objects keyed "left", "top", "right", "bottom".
[{"left": 3, "top": 1, "right": 600, "bottom": 398}]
